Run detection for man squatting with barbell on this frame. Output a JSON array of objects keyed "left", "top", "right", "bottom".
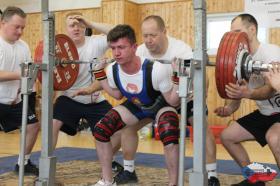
[
  {"left": 91, "top": 24, "right": 182, "bottom": 186},
  {"left": 113, "top": 15, "right": 220, "bottom": 186},
  {"left": 74, "top": 15, "right": 221, "bottom": 186},
  {"left": 215, "top": 14, "right": 280, "bottom": 186}
]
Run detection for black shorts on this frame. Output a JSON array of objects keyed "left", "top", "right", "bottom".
[
  {"left": 0, "top": 96, "right": 38, "bottom": 133},
  {"left": 237, "top": 110, "right": 280, "bottom": 146},
  {"left": 21, "top": 92, "right": 36, "bottom": 114},
  {"left": 53, "top": 96, "right": 112, "bottom": 136}
]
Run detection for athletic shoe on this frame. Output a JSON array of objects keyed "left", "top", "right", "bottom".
[
  {"left": 114, "top": 170, "right": 138, "bottom": 184},
  {"left": 112, "top": 161, "right": 124, "bottom": 173},
  {"left": 231, "top": 179, "right": 265, "bottom": 186},
  {"left": 94, "top": 179, "right": 116, "bottom": 186},
  {"left": 242, "top": 162, "right": 277, "bottom": 183},
  {"left": 208, "top": 176, "right": 220, "bottom": 186},
  {"left": 14, "top": 159, "right": 39, "bottom": 176}
]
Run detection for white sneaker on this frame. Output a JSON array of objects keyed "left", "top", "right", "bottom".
[{"left": 94, "top": 179, "right": 117, "bottom": 186}]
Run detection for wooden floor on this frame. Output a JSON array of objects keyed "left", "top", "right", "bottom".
[{"left": 0, "top": 129, "right": 276, "bottom": 165}]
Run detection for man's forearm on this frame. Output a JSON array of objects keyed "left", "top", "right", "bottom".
[
  {"left": 0, "top": 71, "right": 21, "bottom": 82},
  {"left": 249, "top": 84, "right": 275, "bottom": 100},
  {"left": 164, "top": 85, "right": 180, "bottom": 107},
  {"left": 226, "top": 99, "right": 241, "bottom": 113},
  {"left": 90, "top": 22, "right": 114, "bottom": 35},
  {"left": 89, "top": 80, "right": 103, "bottom": 93},
  {"left": 99, "top": 80, "right": 123, "bottom": 100}
]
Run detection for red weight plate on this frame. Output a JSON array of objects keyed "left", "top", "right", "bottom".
[
  {"left": 215, "top": 32, "right": 232, "bottom": 98},
  {"left": 224, "top": 32, "right": 239, "bottom": 91},
  {"left": 215, "top": 32, "right": 228, "bottom": 98},
  {"left": 54, "top": 34, "right": 79, "bottom": 90},
  {"left": 225, "top": 32, "right": 238, "bottom": 87},
  {"left": 34, "top": 34, "right": 79, "bottom": 90},
  {"left": 220, "top": 32, "right": 234, "bottom": 98},
  {"left": 215, "top": 31, "right": 250, "bottom": 99}
]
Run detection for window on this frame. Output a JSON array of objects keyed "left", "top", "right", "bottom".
[{"left": 207, "top": 13, "right": 268, "bottom": 55}]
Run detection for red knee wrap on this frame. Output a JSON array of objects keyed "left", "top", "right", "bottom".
[
  {"left": 94, "top": 109, "right": 126, "bottom": 142},
  {"left": 158, "top": 111, "right": 179, "bottom": 146}
]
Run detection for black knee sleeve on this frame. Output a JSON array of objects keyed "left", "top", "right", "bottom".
[
  {"left": 158, "top": 111, "right": 179, "bottom": 146},
  {"left": 94, "top": 109, "right": 126, "bottom": 142}
]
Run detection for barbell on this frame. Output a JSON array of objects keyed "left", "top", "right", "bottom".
[
  {"left": 33, "top": 34, "right": 191, "bottom": 91},
  {"left": 35, "top": 32, "right": 272, "bottom": 96},
  {"left": 215, "top": 31, "right": 273, "bottom": 99}
]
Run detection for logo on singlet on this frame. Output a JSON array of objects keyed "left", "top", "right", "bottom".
[{"left": 126, "top": 83, "right": 138, "bottom": 93}]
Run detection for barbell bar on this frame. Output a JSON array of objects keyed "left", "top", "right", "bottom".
[{"left": 33, "top": 34, "right": 198, "bottom": 91}]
